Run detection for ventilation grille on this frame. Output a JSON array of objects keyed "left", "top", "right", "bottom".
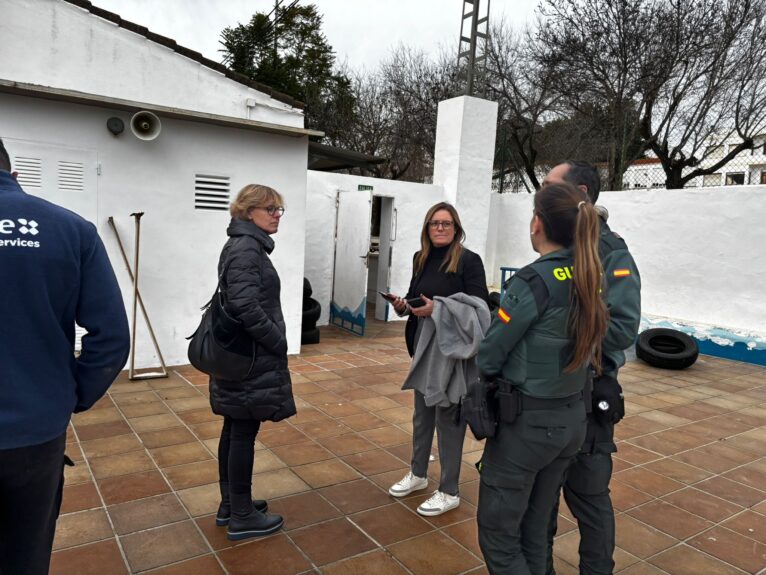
[
  {"left": 195, "top": 174, "right": 230, "bottom": 211},
  {"left": 14, "top": 157, "right": 42, "bottom": 188},
  {"left": 58, "top": 161, "right": 85, "bottom": 192}
]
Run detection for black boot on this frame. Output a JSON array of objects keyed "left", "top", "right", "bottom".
[
  {"left": 227, "top": 492, "right": 283, "bottom": 541},
  {"left": 216, "top": 482, "right": 268, "bottom": 527}
]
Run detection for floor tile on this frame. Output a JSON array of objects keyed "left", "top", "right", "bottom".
[
  {"left": 643, "top": 457, "right": 713, "bottom": 484},
  {"left": 120, "top": 520, "right": 208, "bottom": 573},
  {"left": 649, "top": 543, "right": 747, "bottom": 575},
  {"left": 362, "top": 425, "right": 412, "bottom": 447},
  {"left": 662, "top": 488, "right": 743, "bottom": 522},
  {"left": 257, "top": 425, "right": 309, "bottom": 447},
  {"left": 72, "top": 407, "right": 125, "bottom": 426},
  {"left": 75, "top": 420, "right": 133, "bottom": 441},
  {"left": 139, "top": 427, "right": 198, "bottom": 449},
  {"left": 613, "top": 467, "right": 685, "bottom": 497},
  {"left": 129, "top": 413, "right": 183, "bottom": 433},
  {"left": 150, "top": 441, "right": 213, "bottom": 468},
  {"left": 60, "top": 482, "right": 102, "bottom": 514},
  {"left": 388, "top": 531, "right": 483, "bottom": 575},
  {"left": 142, "top": 554, "right": 225, "bottom": 574},
  {"left": 295, "top": 419, "right": 352, "bottom": 438},
  {"left": 119, "top": 401, "right": 171, "bottom": 419},
  {"left": 90, "top": 450, "right": 157, "bottom": 480},
  {"left": 613, "top": 515, "right": 676, "bottom": 559},
  {"left": 319, "top": 478, "right": 392, "bottom": 514},
  {"left": 688, "top": 526, "right": 766, "bottom": 573},
  {"left": 342, "top": 448, "right": 408, "bottom": 476},
  {"left": 108, "top": 493, "right": 188, "bottom": 535},
  {"left": 53, "top": 508, "right": 113, "bottom": 550},
  {"left": 176, "top": 482, "right": 221, "bottom": 517},
  {"left": 267, "top": 490, "right": 342, "bottom": 530},
  {"left": 322, "top": 549, "right": 409, "bottom": 575},
  {"left": 443, "top": 518, "right": 482, "bottom": 556},
  {"left": 98, "top": 470, "right": 171, "bottom": 505},
  {"left": 627, "top": 500, "right": 713, "bottom": 539},
  {"left": 218, "top": 533, "right": 311, "bottom": 575},
  {"left": 723, "top": 459, "right": 766, "bottom": 492},
  {"left": 291, "top": 517, "right": 376, "bottom": 566},
  {"left": 164, "top": 459, "right": 220, "bottom": 490},
  {"left": 352, "top": 502, "right": 432, "bottom": 545},
  {"left": 292, "top": 459, "right": 360, "bottom": 488},
  {"left": 695, "top": 476, "right": 766, "bottom": 508},
  {"left": 252, "top": 468, "right": 312, "bottom": 499},
  {"left": 49, "top": 539, "right": 128, "bottom": 575},
  {"left": 80, "top": 434, "right": 143, "bottom": 459},
  {"left": 271, "top": 440, "right": 335, "bottom": 466},
  {"left": 720, "top": 510, "right": 766, "bottom": 545},
  {"left": 318, "top": 432, "right": 377, "bottom": 456}
]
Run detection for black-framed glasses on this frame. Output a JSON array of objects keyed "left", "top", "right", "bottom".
[
  {"left": 259, "top": 206, "right": 285, "bottom": 216},
  {"left": 428, "top": 220, "right": 453, "bottom": 229}
]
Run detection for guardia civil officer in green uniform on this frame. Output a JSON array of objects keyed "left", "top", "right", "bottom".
[
  {"left": 476, "top": 182, "right": 608, "bottom": 575},
  {"left": 543, "top": 161, "right": 642, "bottom": 575}
]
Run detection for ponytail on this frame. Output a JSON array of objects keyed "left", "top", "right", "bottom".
[
  {"left": 568, "top": 201, "right": 608, "bottom": 373},
  {"left": 534, "top": 184, "right": 608, "bottom": 373}
]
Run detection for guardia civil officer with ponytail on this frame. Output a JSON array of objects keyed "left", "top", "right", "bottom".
[
  {"left": 476, "top": 182, "right": 608, "bottom": 575},
  {"left": 543, "top": 161, "right": 641, "bottom": 575}
]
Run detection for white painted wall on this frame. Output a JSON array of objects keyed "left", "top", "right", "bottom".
[
  {"left": 304, "top": 171, "right": 444, "bottom": 326},
  {"left": 485, "top": 186, "right": 766, "bottom": 334},
  {"left": 433, "top": 96, "right": 499, "bottom": 262},
  {"left": 1, "top": 93, "right": 307, "bottom": 367},
  {"left": 1, "top": 0, "right": 303, "bottom": 127}
]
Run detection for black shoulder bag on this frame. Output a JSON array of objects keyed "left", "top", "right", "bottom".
[{"left": 187, "top": 255, "right": 256, "bottom": 380}]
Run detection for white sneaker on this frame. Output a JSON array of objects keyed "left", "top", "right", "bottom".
[
  {"left": 417, "top": 490, "right": 460, "bottom": 516},
  {"left": 389, "top": 471, "right": 429, "bottom": 497}
]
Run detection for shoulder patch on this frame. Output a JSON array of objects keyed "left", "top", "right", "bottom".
[
  {"left": 498, "top": 308, "right": 511, "bottom": 324},
  {"left": 613, "top": 268, "right": 631, "bottom": 277}
]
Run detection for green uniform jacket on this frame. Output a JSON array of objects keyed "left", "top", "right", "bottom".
[
  {"left": 478, "top": 249, "right": 587, "bottom": 398},
  {"left": 599, "top": 219, "right": 641, "bottom": 377}
]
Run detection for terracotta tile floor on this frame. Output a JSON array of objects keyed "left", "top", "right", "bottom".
[{"left": 52, "top": 319, "right": 766, "bottom": 574}]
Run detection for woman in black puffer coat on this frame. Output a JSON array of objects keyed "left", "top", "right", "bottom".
[{"left": 210, "top": 184, "right": 296, "bottom": 542}]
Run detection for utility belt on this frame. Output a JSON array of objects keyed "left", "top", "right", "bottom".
[{"left": 495, "top": 378, "right": 583, "bottom": 424}]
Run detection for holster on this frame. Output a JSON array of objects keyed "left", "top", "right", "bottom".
[
  {"left": 496, "top": 378, "right": 520, "bottom": 424},
  {"left": 460, "top": 377, "right": 499, "bottom": 440}
]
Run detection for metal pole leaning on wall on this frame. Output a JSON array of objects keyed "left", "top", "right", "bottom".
[{"left": 107, "top": 214, "right": 168, "bottom": 380}]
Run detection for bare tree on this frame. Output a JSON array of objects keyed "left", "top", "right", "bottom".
[
  {"left": 485, "top": 21, "right": 561, "bottom": 192},
  {"left": 640, "top": 0, "right": 766, "bottom": 188}
]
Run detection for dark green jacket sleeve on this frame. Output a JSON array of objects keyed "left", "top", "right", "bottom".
[
  {"left": 602, "top": 247, "right": 641, "bottom": 353},
  {"left": 477, "top": 278, "right": 539, "bottom": 377}
]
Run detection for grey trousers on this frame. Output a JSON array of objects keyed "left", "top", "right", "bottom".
[{"left": 410, "top": 390, "right": 466, "bottom": 496}]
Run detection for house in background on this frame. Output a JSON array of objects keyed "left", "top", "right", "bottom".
[{"left": 0, "top": 0, "right": 321, "bottom": 367}]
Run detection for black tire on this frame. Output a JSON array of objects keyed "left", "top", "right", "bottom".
[
  {"left": 302, "top": 298, "right": 321, "bottom": 331},
  {"left": 303, "top": 277, "right": 313, "bottom": 300},
  {"left": 488, "top": 291, "right": 501, "bottom": 312},
  {"left": 301, "top": 327, "right": 320, "bottom": 345},
  {"left": 635, "top": 328, "right": 699, "bottom": 370}
]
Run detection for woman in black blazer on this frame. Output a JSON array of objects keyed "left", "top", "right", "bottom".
[{"left": 388, "top": 202, "right": 488, "bottom": 516}]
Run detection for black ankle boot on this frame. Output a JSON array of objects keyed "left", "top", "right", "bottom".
[
  {"left": 227, "top": 492, "right": 283, "bottom": 541},
  {"left": 216, "top": 482, "right": 268, "bottom": 526}
]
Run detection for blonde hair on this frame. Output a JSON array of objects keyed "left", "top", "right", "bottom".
[
  {"left": 230, "top": 184, "right": 284, "bottom": 220},
  {"left": 414, "top": 202, "right": 465, "bottom": 275}
]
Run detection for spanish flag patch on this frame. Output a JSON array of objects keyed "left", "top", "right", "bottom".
[
  {"left": 613, "top": 269, "right": 631, "bottom": 278},
  {"left": 498, "top": 309, "right": 511, "bottom": 324}
]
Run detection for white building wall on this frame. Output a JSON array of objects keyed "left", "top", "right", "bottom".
[
  {"left": 1, "top": 0, "right": 303, "bottom": 128},
  {"left": 1, "top": 93, "right": 307, "bottom": 367},
  {"left": 305, "top": 171, "right": 444, "bottom": 326},
  {"left": 485, "top": 186, "right": 766, "bottom": 334}
]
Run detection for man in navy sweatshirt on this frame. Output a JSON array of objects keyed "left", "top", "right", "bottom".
[{"left": 0, "top": 138, "right": 130, "bottom": 575}]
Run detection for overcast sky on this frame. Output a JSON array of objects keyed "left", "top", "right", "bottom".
[{"left": 92, "top": 0, "right": 540, "bottom": 70}]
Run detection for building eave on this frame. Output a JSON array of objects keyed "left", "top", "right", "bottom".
[{"left": 0, "top": 79, "right": 324, "bottom": 139}]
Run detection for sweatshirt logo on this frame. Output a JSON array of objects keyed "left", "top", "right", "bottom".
[{"left": 0, "top": 218, "right": 41, "bottom": 248}]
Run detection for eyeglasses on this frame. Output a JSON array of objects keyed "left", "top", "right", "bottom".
[
  {"left": 259, "top": 206, "right": 285, "bottom": 216},
  {"left": 428, "top": 220, "right": 454, "bottom": 230}
]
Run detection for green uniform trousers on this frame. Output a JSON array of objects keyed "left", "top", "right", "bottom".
[{"left": 478, "top": 401, "right": 587, "bottom": 575}]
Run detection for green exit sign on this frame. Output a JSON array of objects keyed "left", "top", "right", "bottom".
[{"left": 358, "top": 185, "right": 374, "bottom": 191}]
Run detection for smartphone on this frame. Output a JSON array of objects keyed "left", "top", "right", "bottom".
[
  {"left": 378, "top": 291, "right": 397, "bottom": 303},
  {"left": 407, "top": 296, "right": 426, "bottom": 308}
]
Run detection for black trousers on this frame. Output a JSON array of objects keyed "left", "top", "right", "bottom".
[
  {"left": 546, "top": 414, "right": 616, "bottom": 575},
  {"left": 478, "top": 402, "right": 587, "bottom": 575},
  {"left": 0, "top": 433, "right": 67, "bottom": 575},
  {"left": 218, "top": 417, "right": 261, "bottom": 495}
]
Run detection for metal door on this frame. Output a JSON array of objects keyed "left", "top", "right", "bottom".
[{"left": 330, "top": 190, "right": 372, "bottom": 335}]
